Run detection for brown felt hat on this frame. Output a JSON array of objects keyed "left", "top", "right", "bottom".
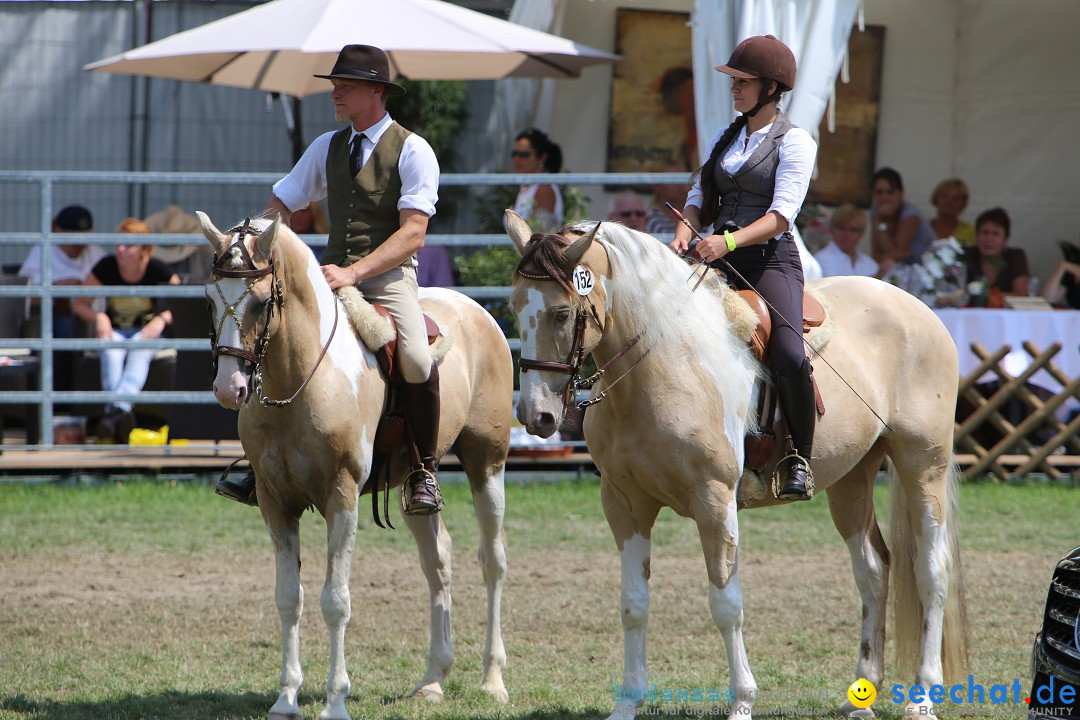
[
  {"left": 714, "top": 35, "right": 796, "bottom": 91},
  {"left": 314, "top": 44, "right": 406, "bottom": 96}
]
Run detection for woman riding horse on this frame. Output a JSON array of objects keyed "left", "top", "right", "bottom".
[{"left": 669, "top": 35, "right": 817, "bottom": 501}]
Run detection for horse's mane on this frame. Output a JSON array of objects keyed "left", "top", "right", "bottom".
[{"left": 563, "top": 220, "right": 761, "bottom": 428}]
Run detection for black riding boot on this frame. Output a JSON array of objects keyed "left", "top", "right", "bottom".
[
  {"left": 775, "top": 360, "right": 816, "bottom": 501},
  {"left": 401, "top": 363, "right": 443, "bottom": 515},
  {"left": 216, "top": 467, "right": 258, "bottom": 506}
]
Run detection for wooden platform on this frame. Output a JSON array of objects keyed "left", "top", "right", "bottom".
[{"left": 0, "top": 438, "right": 598, "bottom": 478}]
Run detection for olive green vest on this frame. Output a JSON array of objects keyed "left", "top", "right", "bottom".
[{"left": 324, "top": 121, "right": 412, "bottom": 267}]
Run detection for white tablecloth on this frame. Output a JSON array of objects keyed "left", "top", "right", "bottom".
[{"left": 933, "top": 309, "right": 1080, "bottom": 396}]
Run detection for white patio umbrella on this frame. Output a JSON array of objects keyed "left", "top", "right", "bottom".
[{"left": 85, "top": 0, "right": 620, "bottom": 96}]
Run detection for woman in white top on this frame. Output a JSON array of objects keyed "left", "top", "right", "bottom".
[{"left": 510, "top": 127, "right": 563, "bottom": 230}]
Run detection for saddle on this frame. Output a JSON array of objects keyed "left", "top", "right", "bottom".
[
  {"left": 735, "top": 289, "right": 825, "bottom": 363},
  {"left": 364, "top": 304, "right": 442, "bottom": 528},
  {"left": 370, "top": 304, "right": 442, "bottom": 385},
  {"left": 735, "top": 289, "right": 827, "bottom": 475}
]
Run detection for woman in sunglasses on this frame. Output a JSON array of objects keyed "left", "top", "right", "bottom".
[{"left": 509, "top": 127, "right": 563, "bottom": 229}]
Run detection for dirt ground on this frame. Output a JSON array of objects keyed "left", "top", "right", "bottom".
[{"left": 1, "top": 483, "right": 1071, "bottom": 720}]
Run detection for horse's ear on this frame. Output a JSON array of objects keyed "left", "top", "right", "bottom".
[
  {"left": 563, "top": 221, "right": 601, "bottom": 268},
  {"left": 253, "top": 215, "right": 281, "bottom": 264},
  {"left": 504, "top": 210, "right": 532, "bottom": 256},
  {"left": 196, "top": 211, "right": 227, "bottom": 252}
]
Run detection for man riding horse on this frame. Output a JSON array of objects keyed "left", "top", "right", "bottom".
[{"left": 216, "top": 44, "right": 444, "bottom": 515}]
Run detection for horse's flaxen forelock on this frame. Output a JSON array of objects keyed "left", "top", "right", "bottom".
[
  {"left": 515, "top": 231, "right": 577, "bottom": 295},
  {"left": 221, "top": 246, "right": 244, "bottom": 270}
]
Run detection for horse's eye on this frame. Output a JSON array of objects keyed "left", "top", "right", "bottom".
[{"left": 554, "top": 309, "right": 570, "bottom": 323}]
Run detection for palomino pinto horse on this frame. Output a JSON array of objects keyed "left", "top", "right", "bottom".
[
  {"left": 199, "top": 213, "right": 513, "bottom": 720},
  {"left": 505, "top": 211, "right": 969, "bottom": 720}
]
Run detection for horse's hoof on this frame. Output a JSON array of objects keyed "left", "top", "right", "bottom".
[
  {"left": 268, "top": 710, "right": 302, "bottom": 720},
  {"left": 840, "top": 699, "right": 875, "bottom": 717},
  {"left": 481, "top": 680, "right": 509, "bottom": 703},
  {"left": 412, "top": 682, "right": 444, "bottom": 702},
  {"left": 317, "top": 699, "right": 351, "bottom": 720},
  {"left": 904, "top": 703, "right": 936, "bottom": 719},
  {"left": 605, "top": 701, "right": 638, "bottom": 720}
]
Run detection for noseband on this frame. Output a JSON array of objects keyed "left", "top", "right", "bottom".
[{"left": 209, "top": 217, "right": 338, "bottom": 407}]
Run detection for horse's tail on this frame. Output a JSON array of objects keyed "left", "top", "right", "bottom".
[{"left": 889, "top": 457, "right": 971, "bottom": 683}]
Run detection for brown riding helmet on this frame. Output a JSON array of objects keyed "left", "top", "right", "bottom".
[{"left": 714, "top": 35, "right": 797, "bottom": 92}]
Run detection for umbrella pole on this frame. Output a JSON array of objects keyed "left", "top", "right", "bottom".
[{"left": 273, "top": 92, "right": 306, "bottom": 166}]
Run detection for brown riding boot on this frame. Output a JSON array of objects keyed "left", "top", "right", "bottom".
[
  {"left": 775, "top": 361, "right": 816, "bottom": 501},
  {"left": 401, "top": 363, "right": 443, "bottom": 515}
]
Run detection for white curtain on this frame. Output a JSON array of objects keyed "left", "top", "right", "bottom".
[
  {"left": 690, "top": 0, "right": 863, "bottom": 281},
  {"left": 487, "top": 0, "right": 566, "bottom": 159}
]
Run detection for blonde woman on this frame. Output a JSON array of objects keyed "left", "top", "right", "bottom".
[
  {"left": 73, "top": 218, "right": 180, "bottom": 442},
  {"left": 815, "top": 204, "right": 879, "bottom": 278},
  {"left": 929, "top": 178, "right": 976, "bottom": 246}
]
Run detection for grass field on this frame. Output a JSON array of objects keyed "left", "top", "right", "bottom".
[{"left": 0, "top": 477, "right": 1076, "bottom": 720}]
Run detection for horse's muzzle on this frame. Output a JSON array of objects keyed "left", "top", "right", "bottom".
[
  {"left": 521, "top": 409, "right": 559, "bottom": 439},
  {"left": 214, "top": 369, "right": 250, "bottom": 409}
]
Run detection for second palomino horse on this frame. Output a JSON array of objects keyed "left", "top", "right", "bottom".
[
  {"left": 200, "top": 213, "right": 513, "bottom": 720},
  {"left": 505, "top": 211, "right": 969, "bottom": 719}
]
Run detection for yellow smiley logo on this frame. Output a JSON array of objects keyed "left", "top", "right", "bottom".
[{"left": 847, "top": 678, "right": 877, "bottom": 708}]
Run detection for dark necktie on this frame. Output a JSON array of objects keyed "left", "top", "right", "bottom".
[{"left": 349, "top": 133, "right": 365, "bottom": 177}]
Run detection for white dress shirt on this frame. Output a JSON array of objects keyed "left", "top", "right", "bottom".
[
  {"left": 272, "top": 112, "right": 439, "bottom": 217},
  {"left": 815, "top": 241, "right": 879, "bottom": 278},
  {"left": 685, "top": 120, "right": 817, "bottom": 233}
]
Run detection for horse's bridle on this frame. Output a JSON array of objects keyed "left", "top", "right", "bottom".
[
  {"left": 516, "top": 265, "right": 645, "bottom": 412},
  {"left": 209, "top": 218, "right": 338, "bottom": 407}
]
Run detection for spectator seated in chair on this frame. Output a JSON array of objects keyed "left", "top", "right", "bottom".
[{"left": 72, "top": 219, "right": 181, "bottom": 443}]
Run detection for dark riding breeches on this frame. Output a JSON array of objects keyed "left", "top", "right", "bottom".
[
  {"left": 722, "top": 233, "right": 805, "bottom": 377},
  {"left": 720, "top": 232, "right": 815, "bottom": 458}
]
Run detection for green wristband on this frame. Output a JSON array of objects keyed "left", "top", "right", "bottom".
[{"left": 724, "top": 230, "right": 737, "bottom": 252}]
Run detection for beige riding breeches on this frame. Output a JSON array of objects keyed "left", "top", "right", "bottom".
[{"left": 356, "top": 265, "right": 432, "bottom": 383}]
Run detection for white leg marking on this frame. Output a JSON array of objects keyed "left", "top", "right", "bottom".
[
  {"left": 471, "top": 466, "right": 509, "bottom": 701},
  {"left": 909, "top": 512, "right": 949, "bottom": 719},
  {"left": 269, "top": 526, "right": 304, "bottom": 720},
  {"left": 709, "top": 570, "right": 757, "bottom": 718},
  {"left": 607, "top": 533, "right": 651, "bottom": 720},
  {"left": 403, "top": 512, "right": 454, "bottom": 701},
  {"left": 319, "top": 508, "right": 358, "bottom": 720},
  {"left": 844, "top": 530, "right": 888, "bottom": 694}
]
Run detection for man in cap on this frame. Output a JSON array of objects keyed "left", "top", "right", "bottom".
[
  {"left": 19, "top": 204, "right": 107, "bottom": 338},
  {"left": 215, "top": 45, "right": 445, "bottom": 515}
]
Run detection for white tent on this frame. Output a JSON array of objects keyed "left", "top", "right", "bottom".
[{"left": 511, "top": 0, "right": 1080, "bottom": 282}]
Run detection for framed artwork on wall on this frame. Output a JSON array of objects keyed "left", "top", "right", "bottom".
[
  {"left": 806, "top": 25, "right": 885, "bottom": 207},
  {"left": 607, "top": 8, "right": 696, "bottom": 182}
]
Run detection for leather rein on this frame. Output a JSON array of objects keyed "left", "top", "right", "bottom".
[
  {"left": 209, "top": 218, "right": 339, "bottom": 407},
  {"left": 515, "top": 266, "right": 647, "bottom": 412}
]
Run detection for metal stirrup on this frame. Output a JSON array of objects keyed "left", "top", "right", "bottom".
[{"left": 772, "top": 452, "right": 815, "bottom": 499}]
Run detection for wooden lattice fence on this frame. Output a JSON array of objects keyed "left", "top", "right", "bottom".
[{"left": 953, "top": 341, "right": 1080, "bottom": 482}]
